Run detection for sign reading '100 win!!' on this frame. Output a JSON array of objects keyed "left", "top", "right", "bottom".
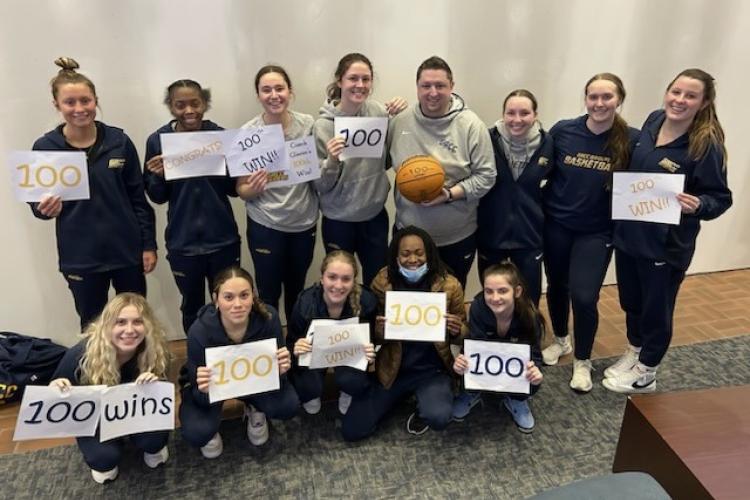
[
  {"left": 384, "top": 291, "right": 446, "bottom": 342},
  {"left": 309, "top": 323, "right": 370, "bottom": 371},
  {"left": 204, "top": 338, "right": 280, "bottom": 403},
  {"left": 612, "top": 172, "right": 685, "bottom": 225},
  {"left": 8, "top": 151, "right": 90, "bottom": 202},
  {"left": 224, "top": 125, "right": 287, "bottom": 178}
]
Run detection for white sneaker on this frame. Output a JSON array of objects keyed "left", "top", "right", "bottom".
[
  {"left": 542, "top": 336, "right": 572, "bottom": 365},
  {"left": 570, "top": 359, "right": 593, "bottom": 392},
  {"left": 338, "top": 392, "right": 353, "bottom": 415},
  {"left": 143, "top": 445, "right": 169, "bottom": 468},
  {"left": 200, "top": 432, "right": 223, "bottom": 459},
  {"left": 603, "top": 363, "right": 657, "bottom": 394},
  {"left": 245, "top": 406, "right": 269, "bottom": 446},
  {"left": 604, "top": 345, "right": 641, "bottom": 379},
  {"left": 302, "top": 397, "right": 322, "bottom": 415},
  {"left": 91, "top": 466, "right": 118, "bottom": 484}
]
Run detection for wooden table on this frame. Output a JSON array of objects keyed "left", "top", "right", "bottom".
[{"left": 612, "top": 384, "right": 750, "bottom": 500}]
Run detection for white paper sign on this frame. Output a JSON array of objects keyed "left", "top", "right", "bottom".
[
  {"left": 298, "top": 317, "right": 359, "bottom": 367},
  {"left": 99, "top": 381, "right": 175, "bottom": 442},
  {"left": 309, "top": 323, "right": 370, "bottom": 371},
  {"left": 205, "top": 339, "right": 280, "bottom": 403},
  {"left": 263, "top": 135, "right": 321, "bottom": 187},
  {"left": 463, "top": 340, "right": 530, "bottom": 394},
  {"left": 161, "top": 131, "right": 227, "bottom": 180},
  {"left": 224, "top": 125, "right": 287, "bottom": 177},
  {"left": 8, "top": 151, "right": 90, "bottom": 202},
  {"left": 334, "top": 116, "right": 388, "bottom": 160},
  {"left": 385, "top": 291, "right": 446, "bottom": 342},
  {"left": 13, "top": 385, "right": 105, "bottom": 441},
  {"left": 612, "top": 172, "right": 685, "bottom": 225}
]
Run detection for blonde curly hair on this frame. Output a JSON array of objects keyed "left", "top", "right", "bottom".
[{"left": 78, "top": 293, "right": 169, "bottom": 386}]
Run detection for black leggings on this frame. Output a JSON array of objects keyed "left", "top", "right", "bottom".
[{"left": 543, "top": 219, "right": 612, "bottom": 360}]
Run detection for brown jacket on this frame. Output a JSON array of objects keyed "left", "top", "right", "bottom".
[{"left": 370, "top": 267, "right": 468, "bottom": 389}]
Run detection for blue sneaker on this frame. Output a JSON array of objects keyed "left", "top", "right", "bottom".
[
  {"left": 451, "top": 391, "right": 482, "bottom": 421},
  {"left": 502, "top": 397, "right": 535, "bottom": 433}
]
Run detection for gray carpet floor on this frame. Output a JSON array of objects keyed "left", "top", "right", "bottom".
[{"left": 4, "top": 335, "right": 750, "bottom": 499}]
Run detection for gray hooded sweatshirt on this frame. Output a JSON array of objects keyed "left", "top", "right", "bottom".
[
  {"left": 313, "top": 100, "right": 391, "bottom": 222},
  {"left": 388, "top": 94, "right": 496, "bottom": 246}
]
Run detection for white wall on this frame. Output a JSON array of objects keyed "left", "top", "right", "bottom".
[{"left": 1, "top": 0, "right": 748, "bottom": 345}]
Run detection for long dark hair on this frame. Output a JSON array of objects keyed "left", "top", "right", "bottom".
[
  {"left": 482, "top": 261, "right": 545, "bottom": 344},
  {"left": 667, "top": 68, "right": 727, "bottom": 168},
  {"left": 212, "top": 265, "right": 271, "bottom": 320},
  {"left": 386, "top": 226, "right": 448, "bottom": 289}
]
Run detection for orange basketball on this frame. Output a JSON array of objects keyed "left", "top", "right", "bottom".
[{"left": 396, "top": 156, "right": 445, "bottom": 203}]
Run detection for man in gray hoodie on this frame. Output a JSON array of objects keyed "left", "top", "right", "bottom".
[{"left": 388, "top": 56, "right": 496, "bottom": 288}]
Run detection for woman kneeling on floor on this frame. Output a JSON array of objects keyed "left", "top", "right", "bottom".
[
  {"left": 452, "top": 262, "right": 544, "bottom": 432},
  {"left": 49, "top": 293, "right": 170, "bottom": 483},
  {"left": 178, "top": 266, "right": 298, "bottom": 458},
  {"left": 288, "top": 250, "right": 377, "bottom": 416},
  {"left": 341, "top": 226, "right": 467, "bottom": 440}
]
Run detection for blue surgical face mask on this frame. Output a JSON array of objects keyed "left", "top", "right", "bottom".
[{"left": 398, "top": 262, "right": 428, "bottom": 283}]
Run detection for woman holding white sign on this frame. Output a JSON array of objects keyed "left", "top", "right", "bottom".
[
  {"left": 478, "top": 89, "right": 554, "bottom": 305},
  {"left": 178, "top": 266, "right": 298, "bottom": 459},
  {"left": 143, "top": 79, "right": 241, "bottom": 334},
  {"left": 452, "top": 262, "right": 544, "bottom": 432},
  {"left": 30, "top": 58, "right": 157, "bottom": 330},
  {"left": 314, "top": 52, "right": 407, "bottom": 287},
  {"left": 541, "top": 73, "right": 639, "bottom": 393},
  {"left": 237, "top": 65, "right": 318, "bottom": 323},
  {"left": 49, "top": 293, "right": 170, "bottom": 484},
  {"left": 341, "top": 226, "right": 466, "bottom": 440},
  {"left": 604, "top": 69, "right": 732, "bottom": 394},
  {"left": 288, "top": 250, "right": 377, "bottom": 415}
]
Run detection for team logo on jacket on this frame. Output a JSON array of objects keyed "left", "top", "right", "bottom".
[
  {"left": 538, "top": 157, "right": 549, "bottom": 167},
  {"left": 108, "top": 158, "right": 126, "bottom": 169},
  {"left": 658, "top": 158, "right": 680, "bottom": 173},
  {"left": 438, "top": 139, "right": 458, "bottom": 153}
]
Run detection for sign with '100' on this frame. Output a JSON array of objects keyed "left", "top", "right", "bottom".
[{"left": 8, "top": 151, "right": 90, "bottom": 202}]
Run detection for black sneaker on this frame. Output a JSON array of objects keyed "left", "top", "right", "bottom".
[{"left": 406, "top": 411, "right": 429, "bottom": 435}]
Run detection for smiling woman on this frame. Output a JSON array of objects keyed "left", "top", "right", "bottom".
[
  {"left": 177, "top": 265, "right": 299, "bottom": 460},
  {"left": 48, "top": 292, "right": 170, "bottom": 483},
  {"left": 236, "top": 65, "right": 318, "bottom": 326},
  {"left": 607, "top": 69, "right": 732, "bottom": 395},
  {"left": 340, "top": 226, "right": 467, "bottom": 441},
  {"left": 28, "top": 58, "right": 157, "bottom": 331},
  {"left": 313, "top": 53, "right": 408, "bottom": 287},
  {"left": 142, "top": 79, "right": 240, "bottom": 335},
  {"left": 477, "top": 88, "right": 554, "bottom": 306},
  {"left": 541, "top": 73, "right": 640, "bottom": 394},
  {"left": 286, "top": 250, "right": 378, "bottom": 416}
]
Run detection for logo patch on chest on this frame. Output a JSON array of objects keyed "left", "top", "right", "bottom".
[
  {"left": 108, "top": 158, "right": 126, "bottom": 169},
  {"left": 658, "top": 158, "right": 680, "bottom": 173},
  {"left": 438, "top": 139, "right": 458, "bottom": 153}
]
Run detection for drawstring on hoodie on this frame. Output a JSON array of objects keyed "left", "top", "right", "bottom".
[{"left": 495, "top": 120, "right": 541, "bottom": 181}]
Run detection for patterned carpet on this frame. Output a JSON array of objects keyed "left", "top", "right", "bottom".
[{"left": 4, "top": 335, "right": 750, "bottom": 499}]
